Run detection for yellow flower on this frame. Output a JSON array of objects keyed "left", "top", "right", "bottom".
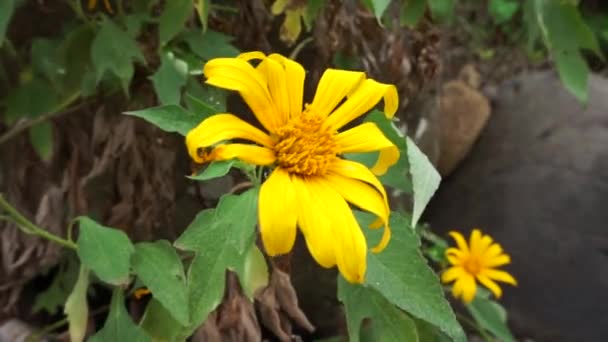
[
  {"left": 88, "top": 0, "right": 114, "bottom": 14},
  {"left": 186, "top": 52, "right": 399, "bottom": 283},
  {"left": 442, "top": 229, "right": 517, "bottom": 303}
]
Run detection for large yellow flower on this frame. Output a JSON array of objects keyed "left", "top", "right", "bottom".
[
  {"left": 186, "top": 52, "right": 399, "bottom": 283},
  {"left": 442, "top": 229, "right": 517, "bottom": 303}
]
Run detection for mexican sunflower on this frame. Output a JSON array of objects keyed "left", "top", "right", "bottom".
[
  {"left": 442, "top": 229, "right": 517, "bottom": 303},
  {"left": 186, "top": 52, "right": 399, "bottom": 283}
]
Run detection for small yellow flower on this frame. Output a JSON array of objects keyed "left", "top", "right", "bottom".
[
  {"left": 186, "top": 52, "right": 399, "bottom": 283},
  {"left": 442, "top": 229, "right": 517, "bottom": 303},
  {"left": 88, "top": 0, "right": 114, "bottom": 14}
]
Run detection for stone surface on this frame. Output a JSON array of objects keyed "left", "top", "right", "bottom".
[{"left": 425, "top": 71, "right": 608, "bottom": 342}]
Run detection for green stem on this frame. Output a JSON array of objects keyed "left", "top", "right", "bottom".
[
  {"left": 0, "top": 194, "right": 77, "bottom": 250},
  {"left": 0, "top": 90, "right": 81, "bottom": 146}
]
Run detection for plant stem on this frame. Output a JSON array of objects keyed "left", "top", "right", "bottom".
[
  {"left": 0, "top": 194, "right": 77, "bottom": 250},
  {"left": 0, "top": 90, "right": 81, "bottom": 146}
]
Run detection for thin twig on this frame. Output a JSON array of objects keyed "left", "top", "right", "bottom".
[{"left": 0, "top": 194, "right": 77, "bottom": 250}]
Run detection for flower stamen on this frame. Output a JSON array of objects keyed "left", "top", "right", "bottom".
[{"left": 273, "top": 107, "right": 337, "bottom": 176}]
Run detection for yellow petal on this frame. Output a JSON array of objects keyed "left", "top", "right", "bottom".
[
  {"left": 335, "top": 122, "right": 400, "bottom": 176},
  {"left": 213, "top": 144, "right": 276, "bottom": 166},
  {"left": 309, "top": 69, "right": 365, "bottom": 117},
  {"left": 321, "top": 174, "right": 390, "bottom": 253},
  {"left": 258, "top": 168, "right": 298, "bottom": 255},
  {"left": 449, "top": 231, "right": 470, "bottom": 254},
  {"left": 484, "top": 242, "right": 505, "bottom": 259},
  {"left": 481, "top": 254, "right": 511, "bottom": 268},
  {"left": 328, "top": 159, "right": 389, "bottom": 213},
  {"left": 325, "top": 79, "right": 398, "bottom": 130},
  {"left": 204, "top": 58, "right": 278, "bottom": 131},
  {"left": 460, "top": 273, "right": 477, "bottom": 303},
  {"left": 292, "top": 176, "right": 336, "bottom": 268},
  {"left": 446, "top": 251, "right": 463, "bottom": 266},
  {"left": 268, "top": 54, "right": 305, "bottom": 119},
  {"left": 238, "top": 51, "right": 267, "bottom": 61},
  {"left": 441, "top": 266, "right": 465, "bottom": 283},
  {"left": 469, "top": 229, "right": 482, "bottom": 255},
  {"left": 306, "top": 177, "right": 367, "bottom": 283},
  {"left": 186, "top": 114, "right": 274, "bottom": 162},
  {"left": 476, "top": 273, "right": 503, "bottom": 299},
  {"left": 482, "top": 269, "right": 517, "bottom": 286},
  {"left": 257, "top": 57, "right": 290, "bottom": 126}
]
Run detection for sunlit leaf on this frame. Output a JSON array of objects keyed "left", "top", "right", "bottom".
[
  {"left": 125, "top": 104, "right": 206, "bottom": 136},
  {"left": 29, "top": 122, "right": 54, "bottom": 162},
  {"left": 338, "top": 279, "right": 418, "bottom": 342},
  {"left": 89, "top": 289, "right": 151, "bottom": 342},
  {"left": 555, "top": 50, "right": 589, "bottom": 103},
  {"left": 358, "top": 211, "right": 465, "bottom": 342},
  {"left": 131, "top": 240, "right": 190, "bottom": 326},
  {"left": 175, "top": 189, "right": 259, "bottom": 329},
  {"left": 242, "top": 245, "right": 269, "bottom": 299},
  {"left": 159, "top": 0, "right": 193, "bottom": 45},
  {"left": 150, "top": 51, "right": 189, "bottom": 105},
  {"left": 194, "top": 0, "right": 210, "bottom": 31},
  {"left": 407, "top": 136, "right": 441, "bottom": 228},
  {"left": 64, "top": 265, "right": 89, "bottom": 342},
  {"left": 76, "top": 216, "right": 134, "bottom": 286},
  {"left": 361, "top": 0, "right": 391, "bottom": 19}
]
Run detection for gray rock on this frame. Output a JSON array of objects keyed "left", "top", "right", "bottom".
[{"left": 424, "top": 71, "right": 608, "bottom": 342}]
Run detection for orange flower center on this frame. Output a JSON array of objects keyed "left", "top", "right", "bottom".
[
  {"left": 463, "top": 257, "right": 482, "bottom": 275},
  {"left": 273, "top": 108, "right": 337, "bottom": 176}
]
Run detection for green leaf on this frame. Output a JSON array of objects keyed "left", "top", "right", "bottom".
[
  {"left": 467, "top": 297, "right": 515, "bottom": 342},
  {"left": 187, "top": 160, "right": 236, "bottom": 181},
  {"left": 555, "top": 50, "right": 589, "bottom": 103},
  {"left": 58, "top": 25, "right": 96, "bottom": 94},
  {"left": 532, "top": 0, "right": 602, "bottom": 103},
  {"left": 175, "top": 188, "right": 259, "bottom": 329},
  {"left": 125, "top": 104, "right": 206, "bottom": 136},
  {"left": 4, "top": 78, "right": 58, "bottom": 123},
  {"left": 31, "top": 38, "right": 63, "bottom": 86},
  {"left": 150, "top": 51, "right": 189, "bottom": 105},
  {"left": 537, "top": 0, "right": 601, "bottom": 56},
  {"left": 140, "top": 298, "right": 187, "bottom": 341},
  {"left": 359, "top": 212, "right": 465, "bottom": 342},
  {"left": 242, "top": 245, "right": 269, "bottom": 299},
  {"left": 362, "top": 0, "right": 391, "bottom": 19},
  {"left": 33, "top": 257, "right": 79, "bottom": 315},
  {"left": 76, "top": 216, "right": 134, "bottom": 285},
  {"left": 89, "top": 289, "right": 151, "bottom": 342},
  {"left": 64, "top": 265, "right": 89, "bottom": 342},
  {"left": 0, "top": 0, "right": 14, "bottom": 47},
  {"left": 185, "top": 80, "right": 227, "bottom": 113},
  {"left": 131, "top": 240, "right": 190, "bottom": 326},
  {"left": 29, "top": 122, "right": 54, "bottom": 162},
  {"left": 194, "top": 0, "right": 210, "bottom": 31},
  {"left": 489, "top": 0, "right": 519, "bottom": 24},
  {"left": 427, "top": 0, "right": 454, "bottom": 22},
  {"left": 183, "top": 29, "right": 240, "bottom": 60},
  {"left": 401, "top": 0, "right": 426, "bottom": 27},
  {"left": 159, "top": 0, "right": 193, "bottom": 45},
  {"left": 338, "top": 279, "right": 418, "bottom": 342},
  {"left": 91, "top": 18, "right": 145, "bottom": 94},
  {"left": 407, "top": 136, "right": 441, "bottom": 228},
  {"left": 369, "top": 110, "right": 413, "bottom": 193}
]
